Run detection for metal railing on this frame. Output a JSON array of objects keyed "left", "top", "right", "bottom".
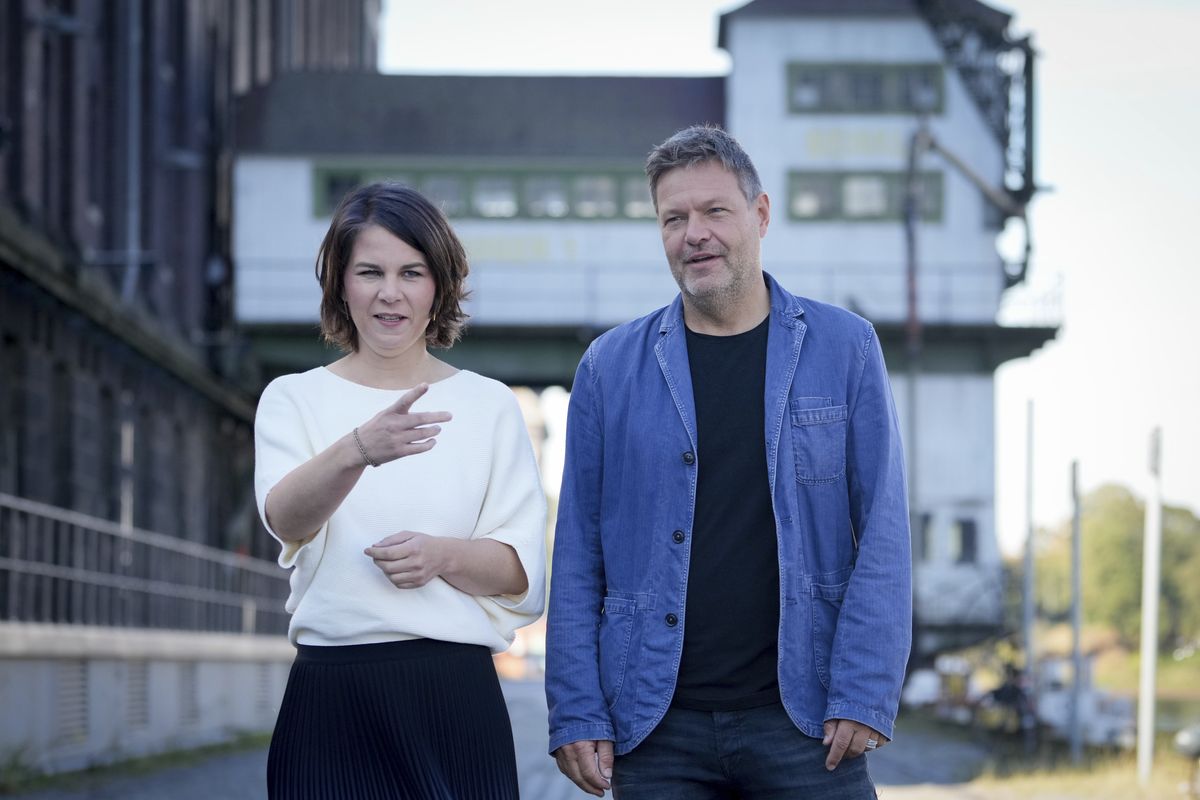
[{"left": 0, "top": 493, "right": 290, "bottom": 635}]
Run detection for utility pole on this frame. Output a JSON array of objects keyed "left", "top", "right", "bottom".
[
  {"left": 903, "top": 123, "right": 924, "bottom": 579},
  {"left": 903, "top": 117, "right": 1029, "bottom": 657},
  {"left": 903, "top": 118, "right": 1029, "bottom": 486},
  {"left": 1138, "top": 427, "right": 1164, "bottom": 785},
  {"left": 1022, "top": 399, "right": 1037, "bottom": 754},
  {"left": 1069, "top": 460, "right": 1083, "bottom": 764}
]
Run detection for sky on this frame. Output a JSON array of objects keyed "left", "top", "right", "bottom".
[{"left": 379, "top": 0, "right": 1199, "bottom": 557}]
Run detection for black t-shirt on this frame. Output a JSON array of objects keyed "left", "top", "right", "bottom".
[{"left": 673, "top": 316, "right": 781, "bottom": 711}]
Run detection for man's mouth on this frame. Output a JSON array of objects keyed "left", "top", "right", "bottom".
[{"left": 687, "top": 252, "right": 720, "bottom": 264}]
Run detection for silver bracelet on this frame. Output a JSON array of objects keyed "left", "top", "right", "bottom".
[{"left": 352, "top": 427, "right": 379, "bottom": 468}]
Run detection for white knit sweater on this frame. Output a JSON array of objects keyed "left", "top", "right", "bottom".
[{"left": 253, "top": 367, "right": 547, "bottom": 651}]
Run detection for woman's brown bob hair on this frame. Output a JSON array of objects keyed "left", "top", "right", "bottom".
[{"left": 316, "top": 182, "right": 469, "bottom": 351}]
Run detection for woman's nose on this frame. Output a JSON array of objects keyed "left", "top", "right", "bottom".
[{"left": 378, "top": 277, "right": 401, "bottom": 302}]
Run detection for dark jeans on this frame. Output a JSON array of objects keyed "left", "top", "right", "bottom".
[{"left": 612, "top": 703, "right": 877, "bottom": 800}]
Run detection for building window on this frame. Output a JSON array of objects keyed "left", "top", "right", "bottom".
[
  {"left": 787, "top": 63, "right": 944, "bottom": 115},
  {"left": 52, "top": 362, "right": 73, "bottom": 508},
  {"left": 914, "top": 512, "right": 932, "bottom": 562},
  {"left": 323, "top": 171, "right": 364, "bottom": 215},
  {"left": 98, "top": 387, "right": 118, "bottom": 521},
  {"left": 788, "top": 171, "right": 943, "bottom": 222},
  {"left": 524, "top": 175, "right": 570, "bottom": 218},
  {"left": 573, "top": 176, "right": 618, "bottom": 218},
  {"left": 0, "top": 336, "right": 23, "bottom": 496},
  {"left": 623, "top": 177, "right": 656, "bottom": 219},
  {"left": 472, "top": 176, "right": 518, "bottom": 218},
  {"left": 173, "top": 422, "right": 187, "bottom": 539},
  {"left": 842, "top": 175, "right": 889, "bottom": 217},
  {"left": 422, "top": 174, "right": 466, "bottom": 217},
  {"left": 134, "top": 405, "right": 154, "bottom": 530},
  {"left": 953, "top": 518, "right": 978, "bottom": 564},
  {"left": 790, "top": 175, "right": 838, "bottom": 219}
]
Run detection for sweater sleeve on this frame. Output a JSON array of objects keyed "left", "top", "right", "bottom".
[
  {"left": 470, "top": 389, "right": 548, "bottom": 643},
  {"left": 253, "top": 377, "right": 326, "bottom": 568}
]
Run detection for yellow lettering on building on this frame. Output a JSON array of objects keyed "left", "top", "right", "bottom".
[
  {"left": 463, "top": 236, "right": 552, "bottom": 261},
  {"left": 805, "top": 129, "right": 905, "bottom": 159}
]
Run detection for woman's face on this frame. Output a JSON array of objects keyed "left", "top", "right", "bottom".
[{"left": 342, "top": 224, "right": 437, "bottom": 360}]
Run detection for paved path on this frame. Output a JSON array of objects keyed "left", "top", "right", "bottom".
[
  {"left": 5, "top": 681, "right": 583, "bottom": 800},
  {"left": 502, "top": 680, "right": 588, "bottom": 799},
  {"left": 8, "top": 682, "right": 991, "bottom": 799}
]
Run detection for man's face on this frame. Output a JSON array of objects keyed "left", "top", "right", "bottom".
[{"left": 655, "top": 160, "right": 769, "bottom": 313}]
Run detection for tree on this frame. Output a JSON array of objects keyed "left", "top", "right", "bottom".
[{"left": 1035, "top": 484, "right": 1200, "bottom": 650}]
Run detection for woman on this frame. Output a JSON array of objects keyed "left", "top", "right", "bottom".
[{"left": 254, "top": 182, "right": 546, "bottom": 799}]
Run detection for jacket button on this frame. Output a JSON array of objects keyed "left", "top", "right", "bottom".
[
  {"left": 672, "top": 530, "right": 685, "bottom": 544},
  {"left": 682, "top": 451, "right": 695, "bottom": 465},
  {"left": 665, "top": 613, "right": 678, "bottom": 627}
]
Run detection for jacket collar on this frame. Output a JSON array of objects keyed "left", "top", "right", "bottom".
[{"left": 657, "top": 271, "right": 804, "bottom": 336}]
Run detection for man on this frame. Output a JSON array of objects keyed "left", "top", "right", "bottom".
[{"left": 545, "top": 124, "right": 912, "bottom": 799}]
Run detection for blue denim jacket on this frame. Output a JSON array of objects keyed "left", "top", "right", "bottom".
[{"left": 546, "top": 273, "right": 912, "bottom": 756}]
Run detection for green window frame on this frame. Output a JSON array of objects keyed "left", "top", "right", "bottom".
[
  {"left": 788, "top": 170, "right": 944, "bottom": 223},
  {"left": 312, "top": 166, "right": 655, "bottom": 220},
  {"left": 786, "top": 63, "right": 945, "bottom": 115}
]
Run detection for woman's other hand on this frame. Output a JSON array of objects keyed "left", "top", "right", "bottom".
[
  {"left": 364, "top": 531, "right": 448, "bottom": 589},
  {"left": 364, "top": 534, "right": 528, "bottom": 597}
]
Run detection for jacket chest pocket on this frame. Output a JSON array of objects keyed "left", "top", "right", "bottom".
[{"left": 789, "top": 400, "right": 848, "bottom": 484}]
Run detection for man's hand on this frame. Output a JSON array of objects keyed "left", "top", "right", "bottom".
[
  {"left": 364, "top": 531, "right": 447, "bottom": 589},
  {"left": 553, "top": 739, "right": 613, "bottom": 797},
  {"left": 823, "top": 718, "right": 888, "bottom": 771}
]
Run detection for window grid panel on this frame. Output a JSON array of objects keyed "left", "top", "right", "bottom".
[
  {"left": 313, "top": 167, "right": 654, "bottom": 220},
  {"left": 788, "top": 171, "right": 944, "bottom": 223},
  {"left": 786, "top": 63, "right": 945, "bottom": 115}
]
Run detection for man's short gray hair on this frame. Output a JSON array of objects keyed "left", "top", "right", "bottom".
[{"left": 645, "top": 124, "right": 764, "bottom": 210}]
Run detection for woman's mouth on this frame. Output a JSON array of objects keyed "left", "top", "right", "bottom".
[{"left": 374, "top": 313, "right": 406, "bottom": 326}]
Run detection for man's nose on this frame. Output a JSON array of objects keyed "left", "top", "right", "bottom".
[{"left": 685, "top": 216, "right": 711, "bottom": 246}]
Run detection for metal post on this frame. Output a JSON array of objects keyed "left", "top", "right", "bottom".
[
  {"left": 904, "top": 124, "right": 925, "bottom": 565},
  {"left": 120, "top": 0, "right": 143, "bottom": 303},
  {"left": 1137, "top": 427, "right": 1164, "bottom": 784},
  {"left": 1069, "top": 461, "right": 1083, "bottom": 764},
  {"left": 1022, "top": 399, "right": 1037, "bottom": 753}
]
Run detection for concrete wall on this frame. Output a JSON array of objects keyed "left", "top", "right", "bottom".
[{"left": 0, "top": 624, "right": 293, "bottom": 775}]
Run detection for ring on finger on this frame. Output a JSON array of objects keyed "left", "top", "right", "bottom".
[{"left": 864, "top": 738, "right": 879, "bottom": 751}]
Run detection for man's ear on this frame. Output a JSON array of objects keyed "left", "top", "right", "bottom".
[{"left": 756, "top": 192, "right": 771, "bottom": 237}]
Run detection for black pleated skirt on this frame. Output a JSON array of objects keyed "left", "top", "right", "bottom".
[{"left": 267, "top": 638, "right": 520, "bottom": 800}]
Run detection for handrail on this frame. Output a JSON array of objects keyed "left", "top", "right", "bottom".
[{"left": 0, "top": 493, "right": 289, "bottom": 634}]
